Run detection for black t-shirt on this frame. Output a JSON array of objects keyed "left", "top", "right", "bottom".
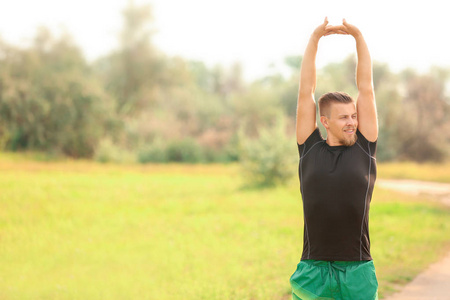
[{"left": 297, "top": 128, "right": 377, "bottom": 261}]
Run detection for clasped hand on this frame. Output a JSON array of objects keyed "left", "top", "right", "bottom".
[{"left": 313, "top": 17, "right": 361, "bottom": 39}]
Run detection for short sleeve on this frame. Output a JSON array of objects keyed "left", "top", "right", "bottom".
[
  {"left": 297, "top": 128, "right": 324, "bottom": 157},
  {"left": 356, "top": 129, "right": 377, "bottom": 158}
]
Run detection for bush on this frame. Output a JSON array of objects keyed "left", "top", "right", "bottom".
[
  {"left": 238, "top": 116, "right": 297, "bottom": 187},
  {"left": 166, "top": 138, "right": 204, "bottom": 163},
  {"left": 137, "top": 138, "right": 169, "bottom": 163},
  {"left": 94, "top": 138, "right": 136, "bottom": 163},
  {"left": 138, "top": 137, "right": 205, "bottom": 163}
]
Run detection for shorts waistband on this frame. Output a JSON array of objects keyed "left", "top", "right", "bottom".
[{"left": 301, "top": 259, "right": 371, "bottom": 267}]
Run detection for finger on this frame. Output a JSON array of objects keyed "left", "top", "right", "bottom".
[
  {"left": 324, "top": 27, "right": 337, "bottom": 35},
  {"left": 325, "top": 26, "right": 342, "bottom": 34},
  {"left": 324, "top": 16, "right": 329, "bottom": 25},
  {"left": 325, "top": 30, "right": 348, "bottom": 36},
  {"left": 324, "top": 28, "right": 343, "bottom": 35},
  {"left": 331, "top": 25, "right": 347, "bottom": 31},
  {"left": 331, "top": 25, "right": 349, "bottom": 34}
]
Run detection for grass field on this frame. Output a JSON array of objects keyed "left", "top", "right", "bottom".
[
  {"left": 377, "top": 161, "right": 450, "bottom": 183},
  {"left": 0, "top": 154, "right": 449, "bottom": 299}
]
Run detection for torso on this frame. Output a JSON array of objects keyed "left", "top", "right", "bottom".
[{"left": 298, "top": 128, "right": 377, "bottom": 261}]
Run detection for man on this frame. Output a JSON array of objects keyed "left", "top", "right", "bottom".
[{"left": 289, "top": 18, "right": 379, "bottom": 300}]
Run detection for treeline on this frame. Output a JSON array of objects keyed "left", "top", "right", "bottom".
[{"left": 0, "top": 3, "right": 449, "bottom": 164}]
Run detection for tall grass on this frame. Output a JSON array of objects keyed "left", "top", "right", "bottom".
[{"left": 0, "top": 156, "right": 449, "bottom": 299}]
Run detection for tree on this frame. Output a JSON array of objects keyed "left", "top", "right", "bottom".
[
  {"left": 0, "top": 28, "right": 111, "bottom": 157},
  {"left": 372, "top": 62, "right": 403, "bottom": 161},
  {"left": 94, "top": 2, "right": 166, "bottom": 117},
  {"left": 396, "top": 70, "right": 449, "bottom": 162}
]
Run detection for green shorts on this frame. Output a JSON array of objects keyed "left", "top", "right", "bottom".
[{"left": 289, "top": 260, "right": 378, "bottom": 300}]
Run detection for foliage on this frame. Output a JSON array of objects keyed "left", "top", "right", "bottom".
[
  {"left": 0, "top": 2, "right": 450, "bottom": 166},
  {"left": 396, "top": 70, "right": 449, "bottom": 162},
  {"left": 238, "top": 115, "right": 298, "bottom": 187},
  {"left": 0, "top": 28, "right": 112, "bottom": 157},
  {"left": 137, "top": 135, "right": 235, "bottom": 164},
  {"left": 137, "top": 137, "right": 168, "bottom": 163},
  {"left": 373, "top": 62, "right": 404, "bottom": 161},
  {"left": 95, "top": 3, "right": 162, "bottom": 117},
  {"left": 165, "top": 138, "right": 204, "bottom": 163},
  {"left": 94, "top": 137, "right": 136, "bottom": 163}
]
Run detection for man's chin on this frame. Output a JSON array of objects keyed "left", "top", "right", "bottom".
[{"left": 341, "top": 135, "right": 357, "bottom": 147}]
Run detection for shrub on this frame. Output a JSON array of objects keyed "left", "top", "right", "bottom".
[
  {"left": 137, "top": 138, "right": 169, "bottom": 163},
  {"left": 94, "top": 138, "right": 136, "bottom": 163},
  {"left": 238, "top": 116, "right": 297, "bottom": 187},
  {"left": 166, "top": 138, "right": 204, "bottom": 163}
]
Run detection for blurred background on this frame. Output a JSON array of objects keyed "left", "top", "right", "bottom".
[
  {"left": 0, "top": 0, "right": 449, "bottom": 164},
  {"left": 1, "top": 2, "right": 450, "bottom": 299}
]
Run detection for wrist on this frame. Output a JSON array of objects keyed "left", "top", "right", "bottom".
[
  {"left": 309, "top": 33, "right": 321, "bottom": 44},
  {"left": 352, "top": 31, "right": 363, "bottom": 40}
]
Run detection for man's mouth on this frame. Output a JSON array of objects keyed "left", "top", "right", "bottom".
[{"left": 344, "top": 128, "right": 355, "bottom": 134}]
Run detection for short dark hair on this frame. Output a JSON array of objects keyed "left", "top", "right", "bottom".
[{"left": 318, "top": 92, "right": 354, "bottom": 117}]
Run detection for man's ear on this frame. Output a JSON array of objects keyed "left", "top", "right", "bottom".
[{"left": 320, "top": 116, "right": 329, "bottom": 129}]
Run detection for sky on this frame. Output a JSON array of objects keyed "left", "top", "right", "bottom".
[{"left": 1, "top": 0, "right": 449, "bottom": 80}]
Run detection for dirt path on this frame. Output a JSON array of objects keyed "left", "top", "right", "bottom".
[
  {"left": 378, "top": 179, "right": 450, "bottom": 300},
  {"left": 378, "top": 179, "right": 450, "bottom": 206}
]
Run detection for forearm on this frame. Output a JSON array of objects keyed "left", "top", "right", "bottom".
[
  {"left": 299, "top": 35, "right": 320, "bottom": 96},
  {"left": 354, "top": 34, "right": 373, "bottom": 92}
]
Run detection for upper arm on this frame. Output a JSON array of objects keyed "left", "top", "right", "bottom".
[
  {"left": 356, "top": 89, "right": 378, "bottom": 142},
  {"left": 296, "top": 92, "right": 317, "bottom": 145}
]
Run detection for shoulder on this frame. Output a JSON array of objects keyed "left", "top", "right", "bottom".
[
  {"left": 298, "top": 127, "right": 323, "bottom": 146},
  {"left": 356, "top": 129, "right": 376, "bottom": 144},
  {"left": 297, "top": 127, "right": 324, "bottom": 157},
  {"left": 355, "top": 129, "right": 377, "bottom": 158}
]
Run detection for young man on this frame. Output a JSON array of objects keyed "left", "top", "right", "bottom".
[{"left": 289, "top": 18, "right": 379, "bottom": 300}]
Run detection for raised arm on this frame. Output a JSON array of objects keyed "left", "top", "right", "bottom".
[
  {"left": 296, "top": 18, "right": 334, "bottom": 144},
  {"left": 342, "top": 19, "right": 378, "bottom": 142}
]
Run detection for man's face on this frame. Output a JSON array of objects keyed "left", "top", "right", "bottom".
[{"left": 323, "top": 102, "right": 358, "bottom": 146}]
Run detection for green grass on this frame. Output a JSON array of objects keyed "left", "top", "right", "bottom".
[
  {"left": 378, "top": 161, "right": 450, "bottom": 183},
  {"left": 0, "top": 155, "right": 449, "bottom": 299},
  {"left": 370, "top": 188, "right": 450, "bottom": 296}
]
